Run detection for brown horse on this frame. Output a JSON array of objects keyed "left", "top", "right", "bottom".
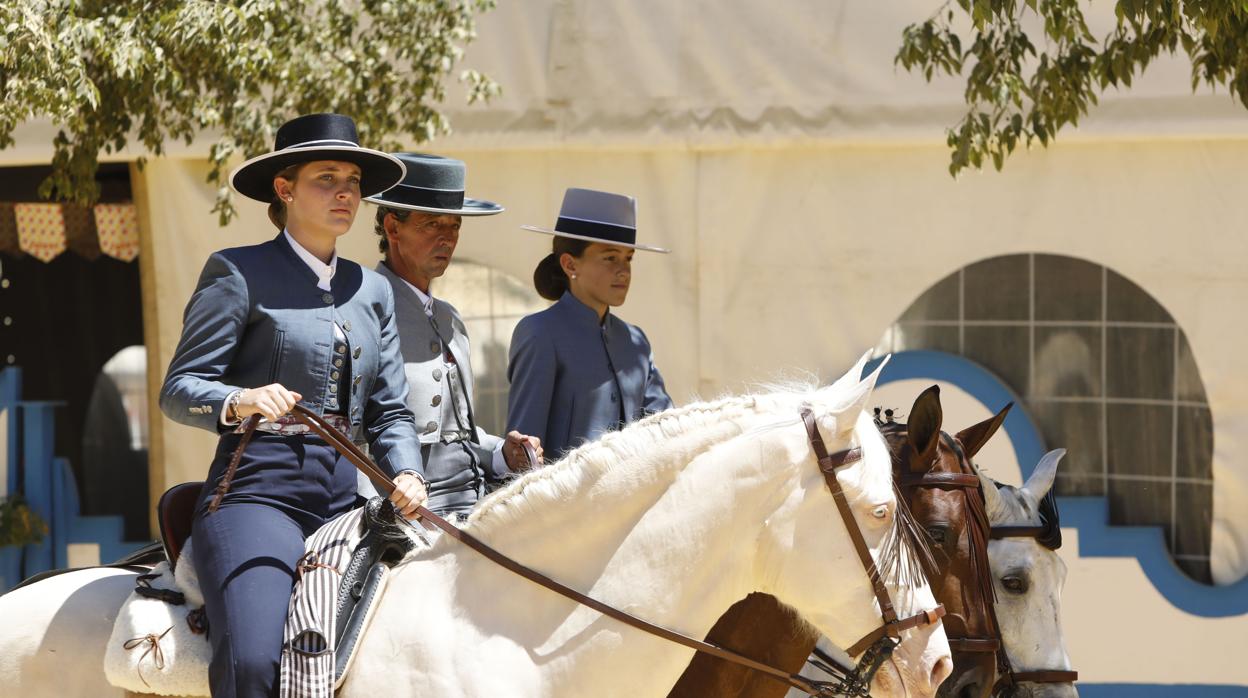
[{"left": 667, "top": 386, "right": 1009, "bottom": 698}]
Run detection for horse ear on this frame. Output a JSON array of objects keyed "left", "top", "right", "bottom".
[
  {"left": 829, "top": 355, "right": 888, "bottom": 433},
  {"left": 1022, "top": 448, "right": 1065, "bottom": 501},
  {"left": 906, "top": 385, "right": 943, "bottom": 471},
  {"left": 830, "top": 351, "right": 874, "bottom": 394},
  {"left": 955, "top": 402, "right": 1013, "bottom": 459},
  {"left": 975, "top": 466, "right": 1007, "bottom": 519}
]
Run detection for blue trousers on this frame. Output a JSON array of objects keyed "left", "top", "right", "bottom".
[{"left": 192, "top": 432, "right": 357, "bottom": 698}]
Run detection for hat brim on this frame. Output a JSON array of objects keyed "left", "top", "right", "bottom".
[
  {"left": 229, "top": 146, "right": 405, "bottom": 203},
  {"left": 520, "top": 225, "right": 670, "bottom": 254},
  {"left": 363, "top": 194, "right": 504, "bottom": 217}
]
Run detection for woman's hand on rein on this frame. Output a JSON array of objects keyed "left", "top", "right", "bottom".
[
  {"left": 389, "top": 472, "right": 429, "bottom": 520},
  {"left": 235, "top": 384, "right": 302, "bottom": 422}
]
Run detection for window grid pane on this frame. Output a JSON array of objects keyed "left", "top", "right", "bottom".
[{"left": 885, "top": 253, "right": 1213, "bottom": 584}]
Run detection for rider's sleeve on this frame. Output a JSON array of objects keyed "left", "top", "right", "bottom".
[
  {"left": 506, "top": 317, "right": 556, "bottom": 450},
  {"left": 159, "top": 253, "right": 248, "bottom": 434},
  {"left": 637, "top": 327, "right": 673, "bottom": 415},
  {"left": 362, "top": 280, "right": 425, "bottom": 480}
]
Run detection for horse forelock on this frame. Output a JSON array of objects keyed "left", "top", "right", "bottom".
[{"left": 983, "top": 468, "right": 1063, "bottom": 549}]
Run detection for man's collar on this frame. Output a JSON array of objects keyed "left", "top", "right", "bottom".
[
  {"left": 282, "top": 229, "right": 337, "bottom": 290},
  {"left": 396, "top": 271, "right": 435, "bottom": 318}
]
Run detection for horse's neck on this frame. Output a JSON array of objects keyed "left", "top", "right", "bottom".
[{"left": 386, "top": 414, "right": 789, "bottom": 693}]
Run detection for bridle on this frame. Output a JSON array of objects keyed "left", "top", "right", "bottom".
[
  {"left": 799, "top": 408, "right": 947, "bottom": 696},
  {"left": 987, "top": 524, "right": 1079, "bottom": 693},
  {"left": 893, "top": 433, "right": 1077, "bottom": 695},
  {"left": 218, "top": 405, "right": 944, "bottom": 697}
]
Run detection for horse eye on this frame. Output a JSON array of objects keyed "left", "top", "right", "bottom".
[
  {"left": 926, "top": 526, "right": 948, "bottom": 544},
  {"left": 1001, "top": 575, "right": 1029, "bottom": 594},
  {"left": 870, "top": 504, "right": 889, "bottom": 520}
]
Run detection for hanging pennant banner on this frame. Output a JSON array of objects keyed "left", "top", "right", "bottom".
[
  {"left": 13, "top": 203, "right": 67, "bottom": 263},
  {"left": 93, "top": 203, "right": 140, "bottom": 262}
]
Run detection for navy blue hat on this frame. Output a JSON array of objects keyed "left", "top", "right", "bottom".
[
  {"left": 522, "top": 187, "right": 669, "bottom": 253},
  {"left": 364, "top": 153, "right": 503, "bottom": 216},
  {"left": 229, "top": 113, "right": 405, "bottom": 203}
]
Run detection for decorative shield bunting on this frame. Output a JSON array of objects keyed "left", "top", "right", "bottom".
[
  {"left": 13, "top": 203, "right": 67, "bottom": 263},
  {"left": 93, "top": 203, "right": 140, "bottom": 262}
]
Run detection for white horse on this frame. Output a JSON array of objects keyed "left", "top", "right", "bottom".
[
  {"left": 976, "top": 450, "right": 1078, "bottom": 698},
  {"left": 0, "top": 360, "right": 952, "bottom": 697}
]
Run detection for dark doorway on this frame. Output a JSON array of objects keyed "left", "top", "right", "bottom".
[{"left": 0, "top": 163, "right": 150, "bottom": 540}]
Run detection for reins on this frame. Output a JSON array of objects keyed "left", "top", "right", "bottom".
[{"left": 214, "top": 405, "right": 945, "bottom": 697}]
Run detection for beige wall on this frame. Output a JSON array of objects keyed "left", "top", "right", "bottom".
[{"left": 140, "top": 138, "right": 1248, "bottom": 588}]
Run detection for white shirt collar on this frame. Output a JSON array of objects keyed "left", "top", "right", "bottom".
[
  {"left": 399, "top": 276, "right": 436, "bottom": 318},
  {"left": 283, "top": 229, "right": 337, "bottom": 291}
]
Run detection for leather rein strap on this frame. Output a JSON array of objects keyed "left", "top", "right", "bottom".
[
  {"left": 215, "top": 406, "right": 843, "bottom": 696},
  {"left": 800, "top": 409, "right": 946, "bottom": 659}
]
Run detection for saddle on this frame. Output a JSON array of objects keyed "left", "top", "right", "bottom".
[{"left": 151, "top": 482, "right": 412, "bottom": 685}]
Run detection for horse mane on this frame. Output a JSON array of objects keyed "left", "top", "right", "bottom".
[
  {"left": 460, "top": 391, "right": 760, "bottom": 539},
  {"left": 437, "top": 383, "right": 911, "bottom": 574}
]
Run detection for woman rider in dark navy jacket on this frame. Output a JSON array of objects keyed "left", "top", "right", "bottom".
[
  {"left": 159, "top": 114, "right": 427, "bottom": 698},
  {"left": 507, "top": 188, "right": 673, "bottom": 460}
]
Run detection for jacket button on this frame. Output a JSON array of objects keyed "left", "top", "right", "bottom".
[
  {"left": 353, "top": 347, "right": 362, "bottom": 359},
  {"left": 343, "top": 321, "right": 352, "bottom": 332},
  {"left": 432, "top": 369, "right": 442, "bottom": 381},
  {"left": 322, "top": 293, "right": 334, "bottom": 304},
  {"left": 429, "top": 340, "right": 440, "bottom": 353},
  {"left": 424, "top": 421, "right": 438, "bottom": 434},
  {"left": 331, "top": 371, "right": 340, "bottom": 381},
  {"left": 431, "top": 395, "right": 442, "bottom": 407},
  {"left": 336, "top": 359, "right": 345, "bottom": 368},
  {"left": 336, "top": 345, "right": 346, "bottom": 354},
  {"left": 353, "top": 375, "right": 362, "bottom": 385}
]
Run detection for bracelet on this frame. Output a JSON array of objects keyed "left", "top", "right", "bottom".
[{"left": 226, "top": 391, "right": 243, "bottom": 423}]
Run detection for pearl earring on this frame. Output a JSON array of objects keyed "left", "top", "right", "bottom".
[{"left": 571, "top": 274, "right": 577, "bottom": 279}]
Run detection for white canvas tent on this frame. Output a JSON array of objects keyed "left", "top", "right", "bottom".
[{"left": 3, "top": 1, "right": 1247, "bottom": 689}]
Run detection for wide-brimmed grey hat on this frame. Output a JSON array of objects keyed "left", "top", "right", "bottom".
[
  {"left": 521, "top": 187, "right": 669, "bottom": 253},
  {"left": 364, "top": 153, "right": 503, "bottom": 216},
  {"left": 229, "top": 113, "right": 405, "bottom": 203}
]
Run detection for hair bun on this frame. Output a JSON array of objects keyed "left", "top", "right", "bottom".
[{"left": 533, "top": 252, "right": 567, "bottom": 301}]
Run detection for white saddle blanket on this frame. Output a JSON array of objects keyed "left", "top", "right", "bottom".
[
  {"left": 103, "top": 506, "right": 418, "bottom": 697},
  {"left": 103, "top": 538, "right": 211, "bottom": 696}
]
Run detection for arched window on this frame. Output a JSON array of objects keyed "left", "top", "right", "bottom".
[
  {"left": 430, "top": 260, "right": 548, "bottom": 436},
  {"left": 882, "top": 254, "right": 1213, "bottom": 584}
]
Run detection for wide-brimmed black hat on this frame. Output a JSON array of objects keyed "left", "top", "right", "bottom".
[
  {"left": 229, "top": 113, "right": 405, "bottom": 203},
  {"left": 364, "top": 153, "right": 503, "bottom": 216},
  {"left": 522, "top": 187, "right": 669, "bottom": 253}
]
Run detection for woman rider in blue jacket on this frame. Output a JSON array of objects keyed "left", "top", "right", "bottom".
[
  {"left": 159, "top": 113, "right": 427, "bottom": 698},
  {"left": 506, "top": 187, "right": 673, "bottom": 460}
]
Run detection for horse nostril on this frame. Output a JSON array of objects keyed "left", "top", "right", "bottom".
[{"left": 930, "top": 655, "right": 954, "bottom": 693}]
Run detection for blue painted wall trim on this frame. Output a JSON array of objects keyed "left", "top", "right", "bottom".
[
  {"left": 1079, "top": 685, "right": 1248, "bottom": 697},
  {"left": 865, "top": 350, "right": 1248, "bottom": 618}
]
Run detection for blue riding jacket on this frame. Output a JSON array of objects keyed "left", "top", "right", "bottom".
[
  {"left": 506, "top": 291, "right": 672, "bottom": 459},
  {"left": 160, "top": 232, "right": 424, "bottom": 480}
]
